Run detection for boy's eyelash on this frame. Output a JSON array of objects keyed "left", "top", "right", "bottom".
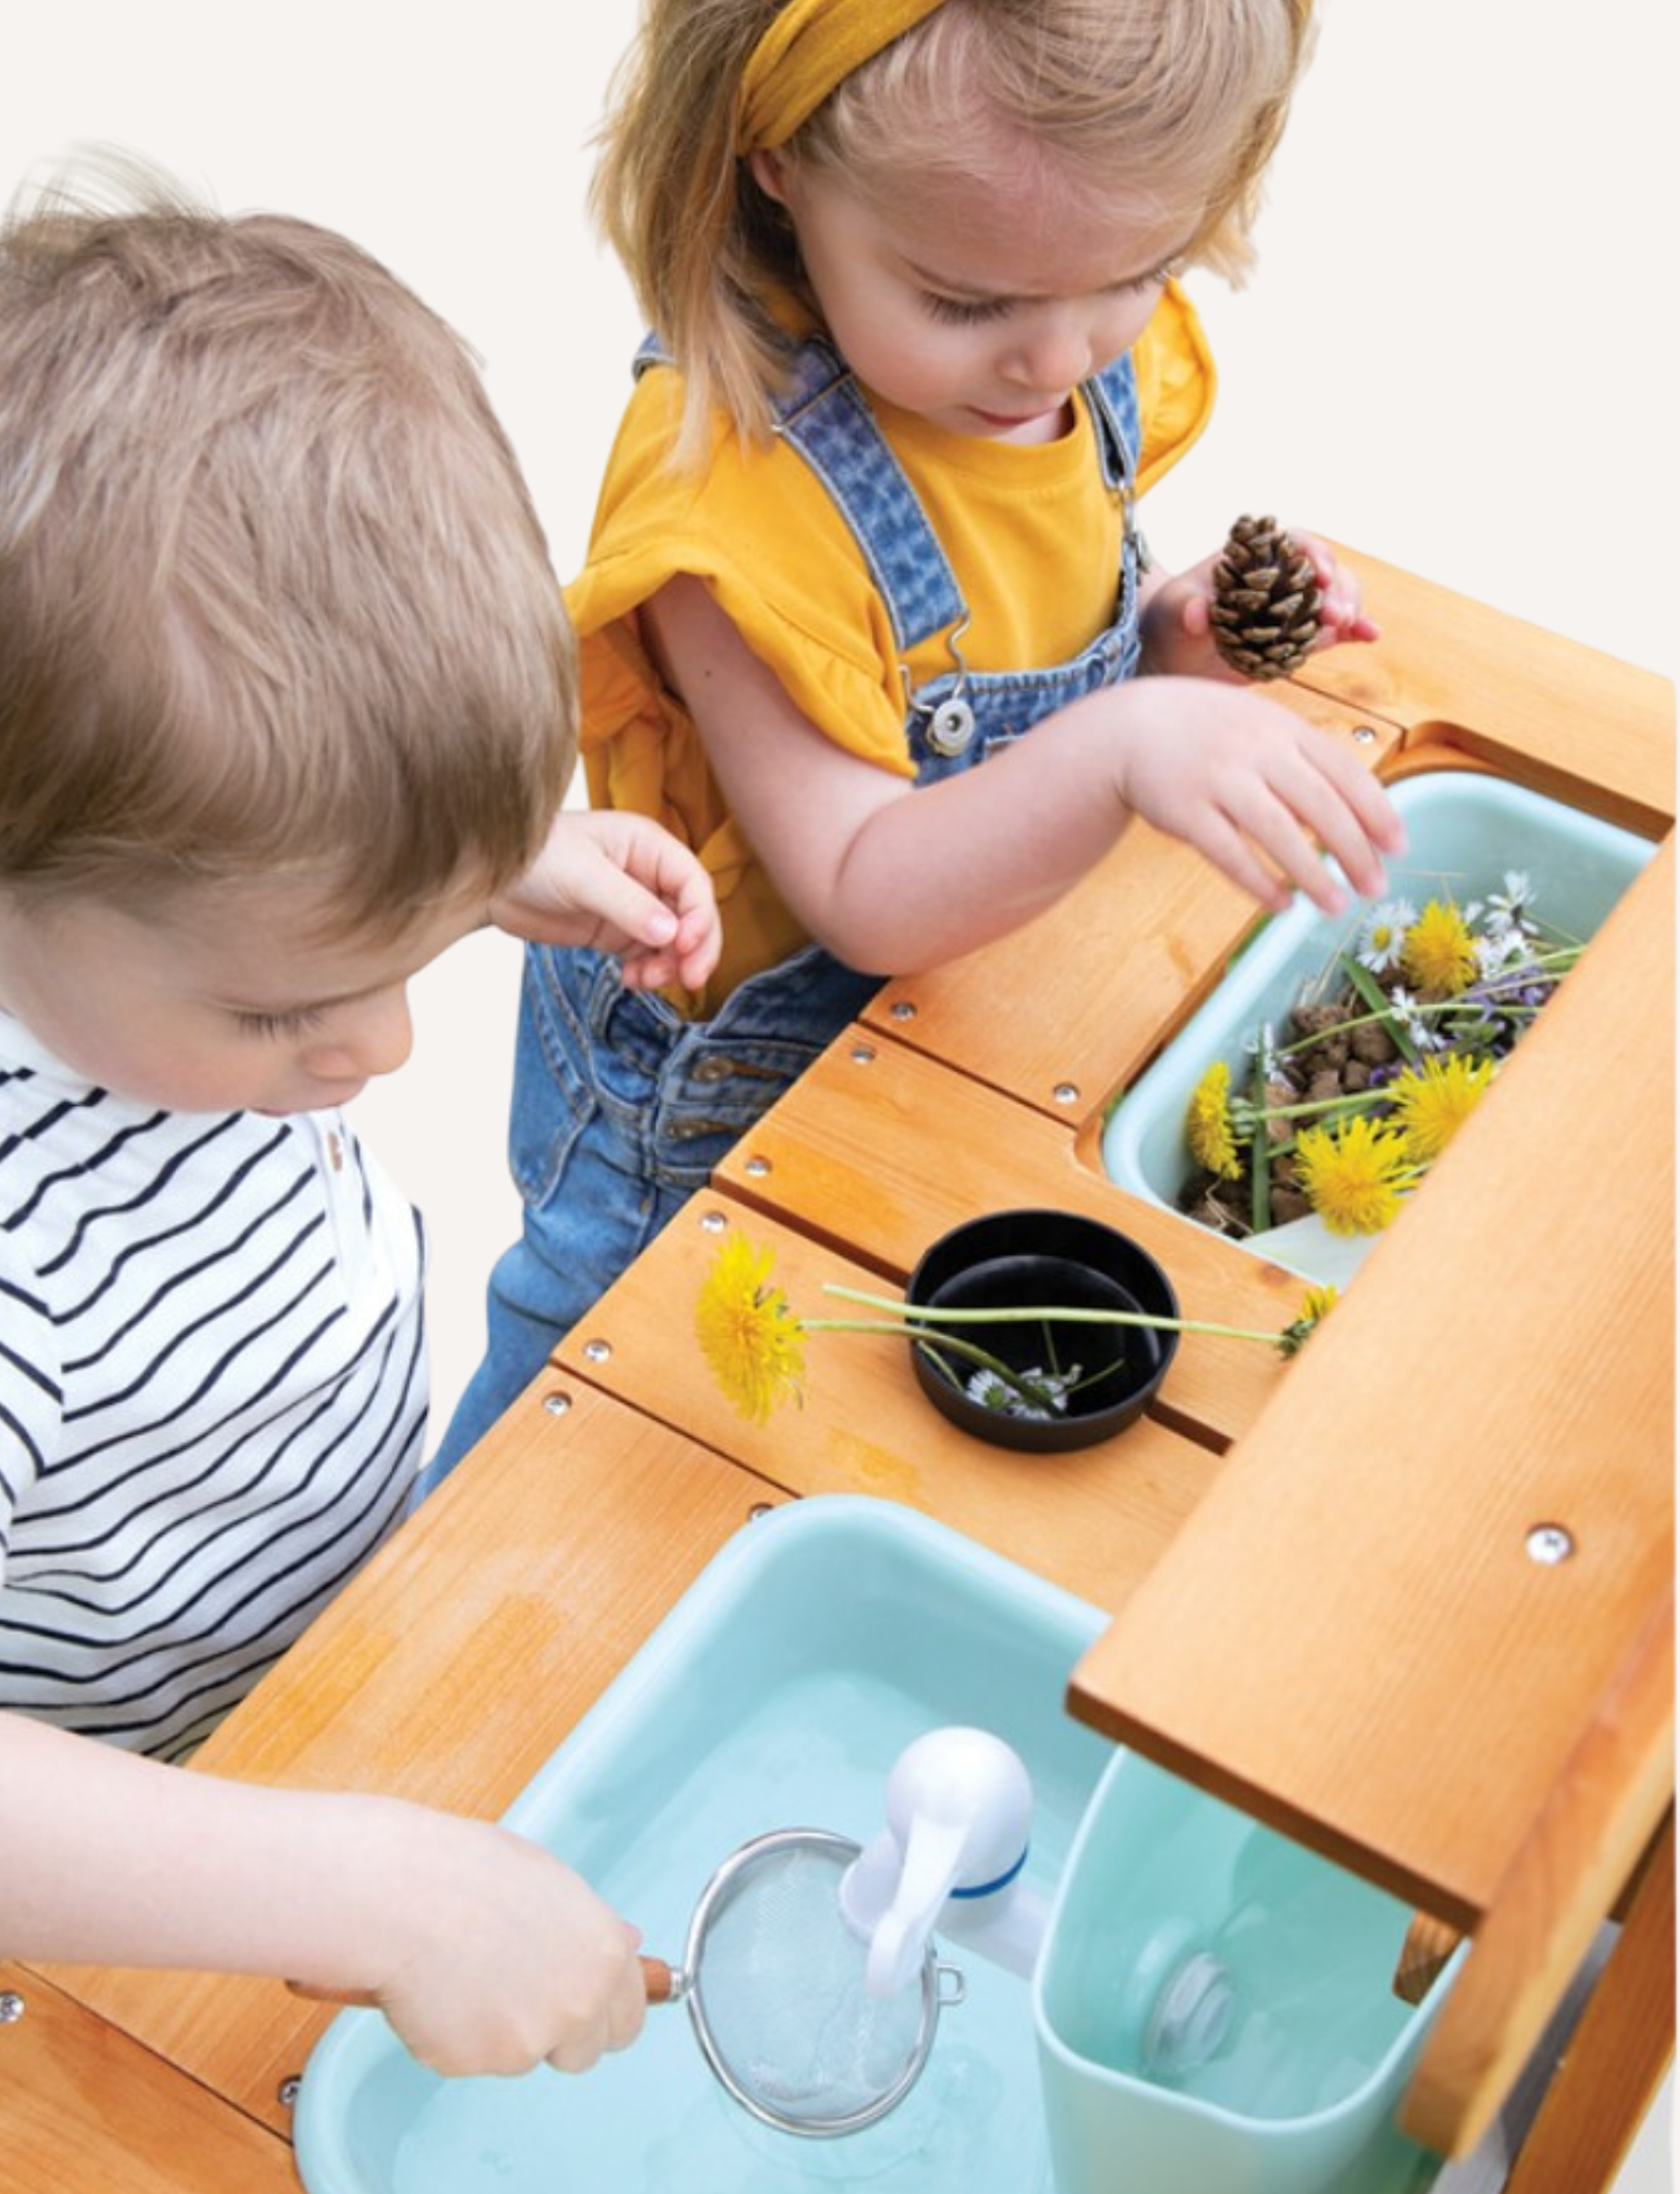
[
  {"left": 921, "top": 292, "right": 1012, "bottom": 326},
  {"left": 235, "top": 1006, "right": 328, "bottom": 1040}
]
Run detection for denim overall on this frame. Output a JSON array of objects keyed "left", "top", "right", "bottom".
[{"left": 427, "top": 338, "right": 1145, "bottom": 1479}]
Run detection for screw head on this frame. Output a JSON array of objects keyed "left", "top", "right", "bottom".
[
  {"left": 743, "top": 1154, "right": 772, "bottom": 1179},
  {"left": 747, "top": 1502, "right": 776, "bottom": 1522},
  {"left": 850, "top": 1043, "right": 877, "bottom": 1065},
  {"left": 1526, "top": 1523, "right": 1576, "bottom": 1565},
  {"left": 889, "top": 999, "right": 917, "bottom": 1023},
  {"left": 582, "top": 1338, "right": 613, "bottom": 1365},
  {"left": 1053, "top": 1083, "right": 1080, "bottom": 1107},
  {"left": 279, "top": 2075, "right": 302, "bottom": 2108},
  {"left": 0, "top": 1991, "right": 25, "bottom": 2024},
  {"left": 700, "top": 1210, "right": 727, "bottom": 1234},
  {"left": 1352, "top": 724, "right": 1380, "bottom": 746},
  {"left": 541, "top": 1392, "right": 571, "bottom": 1417}
]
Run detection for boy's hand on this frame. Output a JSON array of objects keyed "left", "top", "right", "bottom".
[
  {"left": 492, "top": 810, "right": 721, "bottom": 992},
  {"left": 1109, "top": 677, "right": 1403, "bottom": 916},
  {"left": 364, "top": 1810, "right": 649, "bottom": 2077},
  {"left": 1140, "top": 531, "right": 1380, "bottom": 680}
]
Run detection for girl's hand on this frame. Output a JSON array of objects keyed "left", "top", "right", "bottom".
[
  {"left": 1109, "top": 677, "right": 1403, "bottom": 915},
  {"left": 1140, "top": 531, "right": 1380, "bottom": 680},
  {"left": 491, "top": 810, "right": 721, "bottom": 992}
]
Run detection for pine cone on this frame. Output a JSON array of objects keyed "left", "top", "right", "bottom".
[{"left": 1209, "top": 514, "right": 1322, "bottom": 680}]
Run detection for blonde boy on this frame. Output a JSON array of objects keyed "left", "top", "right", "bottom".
[{"left": 0, "top": 164, "right": 715, "bottom": 2074}]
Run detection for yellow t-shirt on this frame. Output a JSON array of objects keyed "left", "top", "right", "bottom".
[{"left": 567, "top": 283, "right": 1215, "bottom": 1016}]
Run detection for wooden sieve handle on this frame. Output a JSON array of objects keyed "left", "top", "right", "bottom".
[{"left": 289, "top": 1953, "right": 679, "bottom": 2009}]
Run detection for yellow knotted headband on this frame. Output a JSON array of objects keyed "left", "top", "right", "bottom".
[{"left": 736, "top": 0, "right": 953, "bottom": 152}]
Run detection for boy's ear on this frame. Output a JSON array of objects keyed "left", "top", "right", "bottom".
[{"left": 747, "top": 146, "right": 792, "bottom": 205}]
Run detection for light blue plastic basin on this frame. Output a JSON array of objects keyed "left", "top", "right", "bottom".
[
  {"left": 293, "top": 1496, "right": 1111, "bottom": 2194},
  {"left": 1101, "top": 770, "right": 1656, "bottom": 1287}
]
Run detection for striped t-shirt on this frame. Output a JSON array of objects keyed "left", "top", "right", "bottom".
[{"left": 0, "top": 1012, "right": 427, "bottom": 1761}]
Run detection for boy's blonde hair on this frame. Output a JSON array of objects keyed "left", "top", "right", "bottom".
[
  {"left": 594, "top": 0, "right": 1313, "bottom": 452},
  {"left": 0, "top": 155, "right": 575, "bottom": 937}
]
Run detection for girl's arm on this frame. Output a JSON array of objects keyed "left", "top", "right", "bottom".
[
  {"left": 0, "top": 1711, "right": 646, "bottom": 2076},
  {"left": 640, "top": 575, "right": 1401, "bottom": 977}
]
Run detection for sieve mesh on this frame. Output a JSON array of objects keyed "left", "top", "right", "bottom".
[{"left": 684, "top": 1831, "right": 941, "bottom": 2136}]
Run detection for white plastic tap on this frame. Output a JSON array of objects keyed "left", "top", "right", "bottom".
[{"left": 840, "top": 1727, "right": 1051, "bottom": 1998}]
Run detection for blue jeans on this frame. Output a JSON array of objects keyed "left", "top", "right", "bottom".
[{"left": 423, "top": 942, "right": 879, "bottom": 1483}]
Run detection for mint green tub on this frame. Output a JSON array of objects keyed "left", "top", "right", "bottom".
[
  {"left": 293, "top": 1497, "right": 1112, "bottom": 2193},
  {"left": 1035, "top": 1749, "right": 1456, "bottom": 2194},
  {"left": 1100, "top": 769, "right": 1656, "bottom": 1288}
]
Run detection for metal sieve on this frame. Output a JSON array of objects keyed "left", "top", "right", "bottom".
[{"left": 646, "top": 1825, "right": 966, "bottom": 2138}]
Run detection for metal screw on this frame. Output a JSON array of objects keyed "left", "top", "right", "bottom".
[
  {"left": 1352, "top": 724, "right": 1380, "bottom": 746},
  {"left": 747, "top": 1503, "right": 775, "bottom": 1522},
  {"left": 1526, "top": 1524, "right": 1575, "bottom": 1565},
  {"left": 700, "top": 1210, "right": 727, "bottom": 1234},
  {"left": 850, "top": 1043, "right": 877, "bottom": 1065},
  {"left": 582, "top": 1338, "right": 613, "bottom": 1365},
  {"left": 743, "top": 1155, "right": 772, "bottom": 1179},
  {"left": 0, "top": 1992, "right": 25, "bottom": 2025},
  {"left": 889, "top": 1000, "right": 917, "bottom": 1023},
  {"left": 1053, "top": 1083, "right": 1080, "bottom": 1107},
  {"left": 279, "top": 2075, "right": 301, "bottom": 2108},
  {"left": 541, "top": 1392, "right": 571, "bottom": 1417}
]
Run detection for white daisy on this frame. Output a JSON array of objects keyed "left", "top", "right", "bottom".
[
  {"left": 1387, "top": 986, "right": 1444, "bottom": 1052},
  {"left": 1356, "top": 898, "right": 1417, "bottom": 973}
]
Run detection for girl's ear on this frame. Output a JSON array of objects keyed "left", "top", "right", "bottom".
[{"left": 747, "top": 146, "right": 792, "bottom": 205}]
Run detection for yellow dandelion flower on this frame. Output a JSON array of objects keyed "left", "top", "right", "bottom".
[
  {"left": 1294, "top": 1115, "right": 1419, "bottom": 1235},
  {"left": 1388, "top": 1054, "right": 1496, "bottom": 1161},
  {"left": 695, "top": 1234, "right": 806, "bottom": 1423},
  {"left": 1400, "top": 898, "right": 1477, "bottom": 995},
  {"left": 1278, "top": 1283, "right": 1339, "bottom": 1357},
  {"left": 1186, "top": 1061, "right": 1243, "bottom": 1180}
]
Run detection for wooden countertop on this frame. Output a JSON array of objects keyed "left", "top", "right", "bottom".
[{"left": 5, "top": 547, "right": 1671, "bottom": 2190}]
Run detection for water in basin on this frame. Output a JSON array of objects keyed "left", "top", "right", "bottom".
[{"left": 294, "top": 1496, "right": 1113, "bottom": 2194}]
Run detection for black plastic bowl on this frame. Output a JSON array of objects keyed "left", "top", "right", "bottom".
[{"left": 904, "top": 1209, "right": 1180, "bottom": 1453}]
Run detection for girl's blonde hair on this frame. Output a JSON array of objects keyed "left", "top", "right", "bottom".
[
  {"left": 593, "top": 0, "right": 1313, "bottom": 451},
  {"left": 0, "top": 154, "right": 576, "bottom": 938}
]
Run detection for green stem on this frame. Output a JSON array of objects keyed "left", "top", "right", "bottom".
[
  {"left": 801, "top": 1314, "right": 1100, "bottom": 1414},
  {"left": 1249, "top": 1050, "right": 1272, "bottom": 1235},
  {"left": 816, "top": 1286, "right": 1280, "bottom": 1348},
  {"left": 1235, "top": 1086, "right": 1388, "bottom": 1132}
]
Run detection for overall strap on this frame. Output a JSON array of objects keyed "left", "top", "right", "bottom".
[
  {"left": 633, "top": 331, "right": 963, "bottom": 652},
  {"left": 1081, "top": 350, "right": 1140, "bottom": 494},
  {"left": 768, "top": 336, "right": 966, "bottom": 652}
]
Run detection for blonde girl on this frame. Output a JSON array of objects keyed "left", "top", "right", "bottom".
[{"left": 433, "top": 0, "right": 1403, "bottom": 1472}]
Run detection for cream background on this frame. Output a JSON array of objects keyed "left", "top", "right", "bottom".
[{"left": 3, "top": 11, "right": 1671, "bottom": 2178}]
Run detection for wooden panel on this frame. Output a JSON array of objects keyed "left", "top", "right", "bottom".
[
  {"left": 42, "top": 1384, "right": 790, "bottom": 2134},
  {"left": 863, "top": 695, "right": 1403, "bottom": 1117},
  {"left": 1495, "top": 1813, "right": 1675, "bottom": 2194},
  {"left": 1067, "top": 840, "right": 1674, "bottom": 1924},
  {"left": 714, "top": 1029, "right": 1312, "bottom": 1451},
  {"left": 1402, "top": 1609, "right": 1673, "bottom": 2157},
  {"left": 556, "top": 1196, "right": 1221, "bottom": 1614},
  {"left": 1296, "top": 547, "right": 1676, "bottom": 835},
  {"left": 0, "top": 1965, "right": 292, "bottom": 2191}
]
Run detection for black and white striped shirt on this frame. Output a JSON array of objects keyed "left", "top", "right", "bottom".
[{"left": 0, "top": 1013, "right": 427, "bottom": 1760}]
